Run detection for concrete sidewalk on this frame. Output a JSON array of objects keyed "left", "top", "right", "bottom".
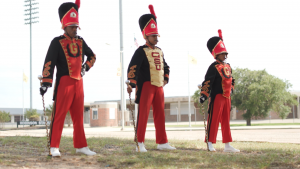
[
  {"left": 1, "top": 118, "right": 299, "bottom": 129},
  {"left": 162, "top": 118, "right": 300, "bottom": 126},
  {"left": 134, "top": 125, "right": 300, "bottom": 131}
]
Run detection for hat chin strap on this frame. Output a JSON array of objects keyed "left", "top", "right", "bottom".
[
  {"left": 148, "top": 41, "right": 155, "bottom": 46},
  {"left": 145, "top": 37, "right": 155, "bottom": 47}
]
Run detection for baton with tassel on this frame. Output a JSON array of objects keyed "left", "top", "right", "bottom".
[
  {"left": 38, "top": 75, "right": 52, "bottom": 158},
  {"left": 198, "top": 84, "right": 209, "bottom": 151},
  {"left": 125, "top": 80, "right": 140, "bottom": 152}
]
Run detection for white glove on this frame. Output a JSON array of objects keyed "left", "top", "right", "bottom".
[
  {"left": 81, "top": 64, "right": 86, "bottom": 77},
  {"left": 199, "top": 95, "right": 206, "bottom": 103}
]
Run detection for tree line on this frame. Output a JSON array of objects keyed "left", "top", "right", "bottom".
[
  {"left": 0, "top": 105, "right": 72, "bottom": 128},
  {"left": 0, "top": 110, "right": 10, "bottom": 128}
]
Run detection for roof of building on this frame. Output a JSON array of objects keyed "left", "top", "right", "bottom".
[
  {"left": 291, "top": 91, "right": 300, "bottom": 97},
  {"left": 0, "top": 108, "right": 43, "bottom": 115},
  {"left": 85, "top": 96, "right": 193, "bottom": 106}
]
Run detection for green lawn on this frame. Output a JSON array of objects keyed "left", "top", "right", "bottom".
[{"left": 0, "top": 136, "right": 299, "bottom": 168}]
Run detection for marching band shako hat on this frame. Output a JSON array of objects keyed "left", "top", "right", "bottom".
[
  {"left": 207, "top": 29, "right": 228, "bottom": 59},
  {"left": 59, "top": 0, "right": 80, "bottom": 29},
  {"left": 139, "top": 5, "right": 159, "bottom": 38}
]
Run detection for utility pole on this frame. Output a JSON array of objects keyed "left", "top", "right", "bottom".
[
  {"left": 188, "top": 52, "right": 191, "bottom": 127},
  {"left": 24, "top": 0, "right": 39, "bottom": 110},
  {"left": 119, "top": 0, "right": 125, "bottom": 130}
]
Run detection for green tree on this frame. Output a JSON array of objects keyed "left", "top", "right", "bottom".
[
  {"left": 25, "top": 109, "right": 40, "bottom": 121},
  {"left": 192, "top": 89, "right": 208, "bottom": 112},
  {"left": 192, "top": 89, "right": 208, "bottom": 115},
  {"left": 272, "top": 92, "right": 298, "bottom": 119},
  {"left": 231, "top": 68, "right": 297, "bottom": 125},
  {"left": 0, "top": 111, "right": 11, "bottom": 128},
  {"left": 45, "top": 104, "right": 53, "bottom": 120}
]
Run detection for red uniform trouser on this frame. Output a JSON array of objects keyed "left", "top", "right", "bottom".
[
  {"left": 50, "top": 75, "right": 87, "bottom": 148},
  {"left": 137, "top": 81, "right": 168, "bottom": 144},
  {"left": 206, "top": 94, "right": 232, "bottom": 143}
]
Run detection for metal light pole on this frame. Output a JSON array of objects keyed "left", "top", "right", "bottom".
[
  {"left": 24, "top": 0, "right": 39, "bottom": 110},
  {"left": 194, "top": 106, "right": 196, "bottom": 124},
  {"left": 176, "top": 107, "right": 178, "bottom": 125},
  {"left": 188, "top": 52, "right": 191, "bottom": 127},
  {"left": 292, "top": 105, "right": 295, "bottom": 123},
  {"left": 119, "top": 0, "right": 125, "bottom": 130}
]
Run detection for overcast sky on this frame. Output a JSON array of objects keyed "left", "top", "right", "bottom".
[{"left": 0, "top": 0, "right": 299, "bottom": 109}]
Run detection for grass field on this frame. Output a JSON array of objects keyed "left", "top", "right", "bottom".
[{"left": 0, "top": 136, "right": 299, "bottom": 169}]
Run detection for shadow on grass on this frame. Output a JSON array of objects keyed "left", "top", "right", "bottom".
[{"left": 0, "top": 136, "right": 299, "bottom": 168}]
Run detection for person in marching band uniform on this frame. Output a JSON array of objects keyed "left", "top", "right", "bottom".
[
  {"left": 199, "top": 30, "right": 240, "bottom": 152},
  {"left": 40, "top": 0, "right": 96, "bottom": 157},
  {"left": 127, "top": 5, "right": 176, "bottom": 152}
]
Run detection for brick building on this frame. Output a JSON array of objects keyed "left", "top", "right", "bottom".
[
  {"left": 89, "top": 102, "right": 118, "bottom": 127},
  {"left": 85, "top": 91, "right": 300, "bottom": 126}
]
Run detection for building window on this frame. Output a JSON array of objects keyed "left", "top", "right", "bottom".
[
  {"left": 109, "top": 108, "right": 115, "bottom": 119},
  {"left": 92, "top": 109, "right": 98, "bottom": 120}
]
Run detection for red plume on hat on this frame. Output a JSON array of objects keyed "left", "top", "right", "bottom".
[
  {"left": 75, "top": 0, "right": 80, "bottom": 8},
  {"left": 218, "top": 29, "right": 223, "bottom": 41},
  {"left": 59, "top": 0, "right": 81, "bottom": 29},
  {"left": 139, "top": 5, "right": 159, "bottom": 38},
  {"left": 148, "top": 5, "right": 157, "bottom": 18},
  {"left": 206, "top": 29, "right": 228, "bottom": 59}
]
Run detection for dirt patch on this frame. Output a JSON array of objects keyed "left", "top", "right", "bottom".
[
  {"left": 102, "top": 144, "right": 120, "bottom": 151},
  {"left": 270, "top": 162, "right": 296, "bottom": 169},
  {"left": 0, "top": 143, "right": 112, "bottom": 169},
  {"left": 0, "top": 153, "right": 111, "bottom": 169}
]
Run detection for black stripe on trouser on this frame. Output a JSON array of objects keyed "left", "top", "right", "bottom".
[
  {"left": 49, "top": 99, "right": 57, "bottom": 146},
  {"left": 49, "top": 79, "right": 59, "bottom": 145},
  {"left": 206, "top": 102, "right": 214, "bottom": 141},
  {"left": 134, "top": 105, "right": 140, "bottom": 142}
]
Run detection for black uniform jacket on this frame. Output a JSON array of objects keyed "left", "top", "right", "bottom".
[
  {"left": 127, "top": 44, "right": 170, "bottom": 104},
  {"left": 41, "top": 34, "right": 96, "bottom": 100},
  {"left": 200, "top": 60, "right": 235, "bottom": 114}
]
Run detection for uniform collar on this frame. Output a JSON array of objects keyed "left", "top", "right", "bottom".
[
  {"left": 64, "top": 33, "right": 72, "bottom": 40},
  {"left": 64, "top": 33, "right": 77, "bottom": 43},
  {"left": 216, "top": 60, "right": 225, "bottom": 65}
]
